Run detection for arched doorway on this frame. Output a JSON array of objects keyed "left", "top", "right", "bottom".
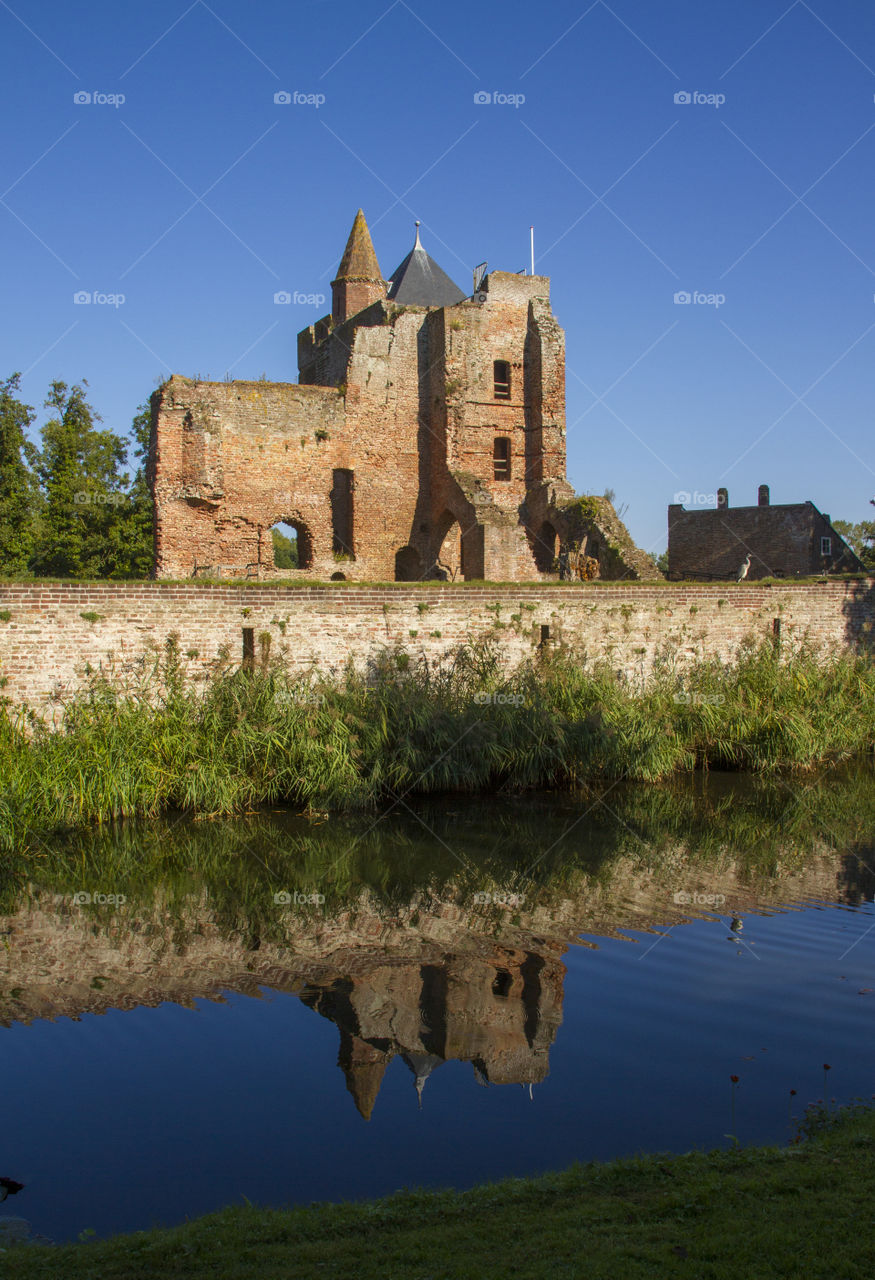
[
  {"left": 395, "top": 545, "right": 422, "bottom": 581},
  {"left": 271, "top": 520, "right": 313, "bottom": 571},
  {"left": 435, "top": 512, "right": 463, "bottom": 580},
  {"left": 532, "top": 521, "right": 558, "bottom": 573}
]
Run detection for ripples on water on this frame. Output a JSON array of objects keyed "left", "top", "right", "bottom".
[{"left": 1, "top": 766, "right": 874, "bottom": 1242}]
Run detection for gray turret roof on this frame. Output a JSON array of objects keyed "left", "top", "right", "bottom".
[
  {"left": 386, "top": 223, "right": 466, "bottom": 307},
  {"left": 401, "top": 1051, "right": 444, "bottom": 1108}
]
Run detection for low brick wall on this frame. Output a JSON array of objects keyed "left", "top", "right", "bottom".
[{"left": 0, "top": 579, "right": 872, "bottom": 711}]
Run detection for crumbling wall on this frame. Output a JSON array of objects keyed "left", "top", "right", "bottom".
[{"left": 148, "top": 270, "right": 653, "bottom": 586}]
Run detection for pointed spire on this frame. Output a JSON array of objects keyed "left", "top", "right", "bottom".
[
  {"left": 337, "top": 1031, "right": 392, "bottom": 1122},
  {"left": 335, "top": 209, "right": 382, "bottom": 282},
  {"left": 331, "top": 210, "right": 386, "bottom": 325}
]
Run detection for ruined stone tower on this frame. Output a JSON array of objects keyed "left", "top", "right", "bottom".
[{"left": 149, "top": 210, "right": 645, "bottom": 582}]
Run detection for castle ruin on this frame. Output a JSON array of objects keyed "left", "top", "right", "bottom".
[{"left": 148, "top": 211, "right": 652, "bottom": 582}]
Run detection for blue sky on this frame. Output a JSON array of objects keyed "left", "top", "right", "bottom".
[{"left": 3, "top": 0, "right": 875, "bottom": 556}]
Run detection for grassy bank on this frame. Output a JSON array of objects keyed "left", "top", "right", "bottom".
[
  {"left": 4, "top": 1103, "right": 875, "bottom": 1278},
  {"left": 2, "top": 638, "right": 875, "bottom": 852}
]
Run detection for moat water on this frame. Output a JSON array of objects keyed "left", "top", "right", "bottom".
[{"left": 2, "top": 766, "right": 875, "bottom": 1243}]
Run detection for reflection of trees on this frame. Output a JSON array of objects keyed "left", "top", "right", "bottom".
[
  {"left": 4, "top": 759, "right": 875, "bottom": 933},
  {"left": 4, "top": 764, "right": 875, "bottom": 1110}
]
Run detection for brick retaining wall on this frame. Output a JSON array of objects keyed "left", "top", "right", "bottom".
[{"left": 0, "top": 579, "right": 872, "bottom": 710}]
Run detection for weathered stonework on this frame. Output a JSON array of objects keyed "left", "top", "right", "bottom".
[
  {"left": 149, "top": 212, "right": 650, "bottom": 584},
  {"left": 0, "top": 579, "right": 871, "bottom": 711}
]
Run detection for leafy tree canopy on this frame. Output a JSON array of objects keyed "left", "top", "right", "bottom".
[
  {"left": 832, "top": 519, "right": 875, "bottom": 571},
  {"left": 0, "top": 373, "right": 39, "bottom": 574}
]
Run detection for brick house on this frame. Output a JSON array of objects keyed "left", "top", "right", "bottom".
[
  {"left": 667, "top": 485, "right": 865, "bottom": 580},
  {"left": 148, "top": 211, "right": 652, "bottom": 582}
]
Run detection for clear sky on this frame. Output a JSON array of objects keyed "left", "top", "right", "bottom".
[{"left": 3, "top": 0, "right": 875, "bottom": 556}]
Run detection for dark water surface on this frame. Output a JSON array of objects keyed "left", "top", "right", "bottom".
[{"left": 2, "top": 767, "right": 874, "bottom": 1243}]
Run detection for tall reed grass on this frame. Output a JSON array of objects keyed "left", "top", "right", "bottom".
[
  {"left": 4, "top": 758, "right": 873, "bottom": 935},
  {"left": 1, "top": 637, "right": 873, "bottom": 852}
]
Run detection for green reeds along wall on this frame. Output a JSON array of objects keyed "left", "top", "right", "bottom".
[{"left": 1, "top": 637, "right": 873, "bottom": 852}]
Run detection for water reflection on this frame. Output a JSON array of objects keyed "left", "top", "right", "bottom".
[
  {"left": 3, "top": 765, "right": 875, "bottom": 1243},
  {"left": 301, "top": 945, "right": 564, "bottom": 1117},
  {"left": 2, "top": 764, "right": 875, "bottom": 1111}
]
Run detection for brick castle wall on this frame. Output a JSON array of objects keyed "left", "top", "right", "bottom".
[
  {"left": 0, "top": 580, "right": 872, "bottom": 711},
  {"left": 151, "top": 271, "right": 575, "bottom": 586}
]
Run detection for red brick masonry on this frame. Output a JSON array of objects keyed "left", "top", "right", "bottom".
[{"left": 0, "top": 580, "right": 871, "bottom": 710}]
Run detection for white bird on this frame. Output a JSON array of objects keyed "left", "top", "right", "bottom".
[{"left": 736, "top": 555, "right": 751, "bottom": 582}]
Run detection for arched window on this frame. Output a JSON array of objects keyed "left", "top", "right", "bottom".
[
  {"left": 271, "top": 520, "right": 313, "bottom": 570},
  {"left": 493, "top": 360, "right": 511, "bottom": 399},
  {"left": 436, "top": 514, "right": 463, "bottom": 579},
  {"left": 492, "top": 969, "right": 513, "bottom": 998}
]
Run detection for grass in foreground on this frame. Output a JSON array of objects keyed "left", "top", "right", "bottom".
[
  {"left": 4, "top": 1104, "right": 875, "bottom": 1279},
  {"left": 2, "top": 637, "right": 875, "bottom": 854}
]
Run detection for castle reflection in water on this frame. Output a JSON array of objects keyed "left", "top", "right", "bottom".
[
  {"left": 300, "top": 945, "right": 565, "bottom": 1118},
  {"left": 4, "top": 771, "right": 874, "bottom": 1121}
]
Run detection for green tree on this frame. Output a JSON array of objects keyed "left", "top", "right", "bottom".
[
  {"left": 832, "top": 519, "right": 875, "bottom": 571},
  {"left": 31, "top": 380, "right": 128, "bottom": 577},
  {"left": 0, "top": 374, "right": 39, "bottom": 575},
  {"left": 115, "top": 402, "right": 154, "bottom": 578},
  {"left": 272, "top": 527, "right": 298, "bottom": 569}
]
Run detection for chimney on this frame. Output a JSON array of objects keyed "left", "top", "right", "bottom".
[
  {"left": 717, "top": 488, "right": 728, "bottom": 509},
  {"left": 758, "top": 484, "right": 770, "bottom": 507}
]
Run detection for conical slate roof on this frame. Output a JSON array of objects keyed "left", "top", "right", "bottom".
[
  {"left": 386, "top": 223, "right": 466, "bottom": 307},
  {"left": 401, "top": 1051, "right": 445, "bottom": 1108},
  {"left": 335, "top": 209, "right": 382, "bottom": 282}
]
